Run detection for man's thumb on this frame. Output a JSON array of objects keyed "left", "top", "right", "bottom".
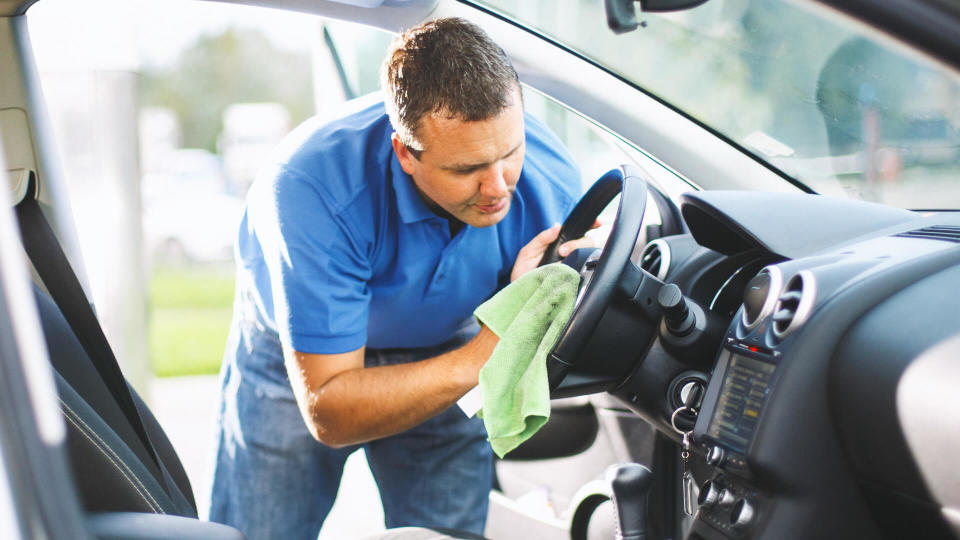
[{"left": 539, "top": 223, "right": 561, "bottom": 245}]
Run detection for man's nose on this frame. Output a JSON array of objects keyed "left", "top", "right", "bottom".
[{"left": 479, "top": 163, "right": 508, "bottom": 198}]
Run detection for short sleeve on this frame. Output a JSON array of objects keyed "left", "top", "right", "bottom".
[{"left": 247, "top": 164, "right": 372, "bottom": 354}]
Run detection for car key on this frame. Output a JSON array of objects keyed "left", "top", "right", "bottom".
[
  {"left": 681, "top": 431, "right": 697, "bottom": 516},
  {"left": 674, "top": 383, "right": 702, "bottom": 517}
]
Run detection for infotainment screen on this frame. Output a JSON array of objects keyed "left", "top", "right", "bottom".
[{"left": 706, "top": 352, "right": 776, "bottom": 453}]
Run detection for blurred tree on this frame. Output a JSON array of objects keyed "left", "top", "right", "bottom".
[{"left": 140, "top": 28, "right": 314, "bottom": 152}]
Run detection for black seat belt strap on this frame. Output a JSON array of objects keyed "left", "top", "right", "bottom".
[{"left": 15, "top": 175, "right": 163, "bottom": 476}]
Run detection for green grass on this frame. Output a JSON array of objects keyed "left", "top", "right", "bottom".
[
  {"left": 148, "top": 267, "right": 235, "bottom": 377},
  {"left": 150, "top": 267, "right": 236, "bottom": 309}
]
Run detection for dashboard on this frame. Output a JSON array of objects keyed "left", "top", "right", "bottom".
[{"left": 613, "top": 191, "right": 960, "bottom": 540}]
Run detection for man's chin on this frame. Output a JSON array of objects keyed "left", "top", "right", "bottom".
[{"left": 464, "top": 202, "right": 510, "bottom": 228}]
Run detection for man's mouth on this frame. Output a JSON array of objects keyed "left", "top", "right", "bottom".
[{"left": 474, "top": 199, "right": 508, "bottom": 214}]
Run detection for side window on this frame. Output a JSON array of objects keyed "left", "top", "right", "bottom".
[
  {"left": 522, "top": 87, "right": 694, "bottom": 247},
  {"left": 322, "top": 22, "right": 394, "bottom": 99}
]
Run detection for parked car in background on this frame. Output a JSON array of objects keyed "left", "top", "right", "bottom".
[
  {"left": 142, "top": 148, "right": 243, "bottom": 265},
  {"left": 219, "top": 102, "right": 290, "bottom": 195}
]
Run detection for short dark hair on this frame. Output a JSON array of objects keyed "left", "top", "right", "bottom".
[{"left": 380, "top": 17, "right": 520, "bottom": 158}]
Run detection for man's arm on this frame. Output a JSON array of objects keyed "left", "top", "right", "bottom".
[
  {"left": 285, "top": 326, "right": 499, "bottom": 448},
  {"left": 285, "top": 225, "right": 592, "bottom": 448}
]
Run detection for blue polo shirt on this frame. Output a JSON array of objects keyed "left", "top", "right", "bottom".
[{"left": 236, "top": 97, "right": 580, "bottom": 354}]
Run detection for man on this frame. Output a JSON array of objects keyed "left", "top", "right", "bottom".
[{"left": 206, "top": 17, "right": 588, "bottom": 539}]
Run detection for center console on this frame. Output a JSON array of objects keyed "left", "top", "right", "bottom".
[
  {"left": 692, "top": 341, "right": 778, "bottom": 537},
  {"left": 690, "top": 266, "right": 797, "bottom": 538}
]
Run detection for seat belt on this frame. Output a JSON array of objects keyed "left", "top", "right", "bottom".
[{"left": 14, "top": 174, "right": 164, "bottom": 477}]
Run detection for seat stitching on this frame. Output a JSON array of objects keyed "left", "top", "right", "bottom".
[
  {"left": 59, "top": 399, "right": 166, "bottom": 513},
  {"left": 60, "top": 409, "right": 162, "bottom": 513},
  {"left": 59, "top": 399, "right": 165, "bottom": 514}
]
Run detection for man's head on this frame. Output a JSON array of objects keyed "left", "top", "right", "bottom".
[{"left": 381, "top": 17, "right": 524, "bottom": 228}]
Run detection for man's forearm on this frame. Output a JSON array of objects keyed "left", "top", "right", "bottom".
[{"left": 295, "top": 326, "right": 498, "bottom": 448}]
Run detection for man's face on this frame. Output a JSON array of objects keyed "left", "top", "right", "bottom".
[{"left": 393, "top": 91, "right": 525, "bottom": 229}]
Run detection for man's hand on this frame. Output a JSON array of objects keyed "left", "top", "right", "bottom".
[{"left": 511, "top": 221, "right": 601, "bottom": 282}]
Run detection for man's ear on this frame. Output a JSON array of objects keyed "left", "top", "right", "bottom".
[{"left": 391, "top": 133, "right": 417, "bottom": 176}]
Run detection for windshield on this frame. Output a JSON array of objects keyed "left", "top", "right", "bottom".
[{"left": 470, "top": 0, "right": 960, "bottom": 210}]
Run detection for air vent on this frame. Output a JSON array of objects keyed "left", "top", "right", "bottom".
[
  {"left": 740, "top": 266, "right": 782, "bottom": 330},
  {"left": 772, "top": 271, "right": 816, "bottom": 339},
  {"left": 638, "top": 239, "right": 670, "bottom": 280},
  {"left": 895, "top": 225, "right": 960, "bottom": 243}
]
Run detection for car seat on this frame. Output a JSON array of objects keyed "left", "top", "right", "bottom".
[{"left": 15, "top": 174, "right": 484, "bottom": 540}]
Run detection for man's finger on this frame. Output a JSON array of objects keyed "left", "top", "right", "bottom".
[
  {"left": 558, "top": 236, "right": 597, "bottom": 257},
  {"left": 525, "top": 223, "right": 561, "bottom": 252}
]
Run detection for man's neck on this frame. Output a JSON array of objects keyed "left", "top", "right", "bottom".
[
  {"left": 412, "top": 181, "right": 466, "bottom": 237},
  {"left": 447, "top": 217, "right": 465, "bottom": 238}
]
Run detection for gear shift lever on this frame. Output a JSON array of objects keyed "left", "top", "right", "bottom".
[{"left": 607, "top": 463, "right": 654, "bottom": 540}]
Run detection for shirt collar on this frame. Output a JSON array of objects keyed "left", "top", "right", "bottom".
[{"left": 391, "top": 152, "right": 443, "bottom": 224}]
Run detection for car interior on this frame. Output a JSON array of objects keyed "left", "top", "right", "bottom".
[{"left": 1, "top": 0, "right": 960, "bottom": 539}]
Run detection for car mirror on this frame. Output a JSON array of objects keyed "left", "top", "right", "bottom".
[{"left": 605, "top": 0, "right": 711, "bottom": 34}]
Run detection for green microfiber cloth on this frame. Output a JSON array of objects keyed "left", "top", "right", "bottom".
[{"left": 474, "top": 262, "right": 580, "bottom": 458}]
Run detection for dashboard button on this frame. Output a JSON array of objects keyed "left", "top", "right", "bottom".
[
  {"left": 706, "top": 445, "right": 726, "bottom": 466},
  {"left": 718, "top": 488, "right": 736, "bottom": 508},
  {"left": 697, "top": 480, "right": 720, "bottom": 508},
  {"left": 730, "top": 499, "right": 755, "bottom": 529}
]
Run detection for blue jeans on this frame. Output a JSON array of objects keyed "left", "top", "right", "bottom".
[{"left": 204, "top": 314, "right": 492, "bottom": 540}]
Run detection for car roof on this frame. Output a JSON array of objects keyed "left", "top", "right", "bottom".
[{"left": 10, "top": 0, "right": 960, "bottom": 72}]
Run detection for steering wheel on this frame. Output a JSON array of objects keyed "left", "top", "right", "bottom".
[{"left": 539, "top": 164, "right": 651, "bottom": 392}]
